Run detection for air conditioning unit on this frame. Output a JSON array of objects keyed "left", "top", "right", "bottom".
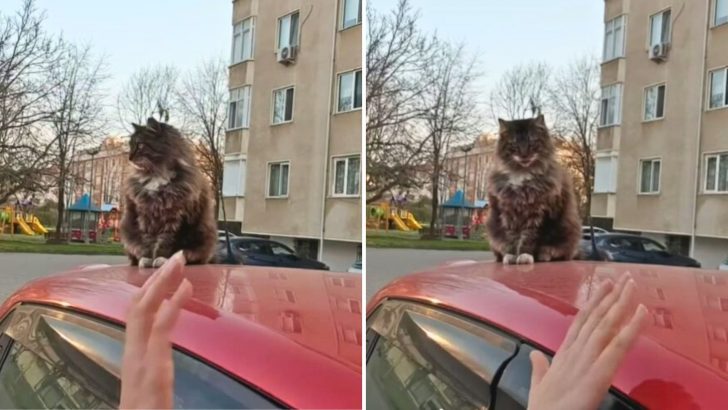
[
  {"left": 277, "top": 46, "right": 298, "bottom": 65},
  {"left": 650, "top": 43, "right": 669, "bottom": 62}
]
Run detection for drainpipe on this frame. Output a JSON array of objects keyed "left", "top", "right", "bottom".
[
  {"left": 318, "top": 4, "right": 338, "bottom": 261},
  {"left": 689, "top": 1, "right": 711, "bottom": 257}
]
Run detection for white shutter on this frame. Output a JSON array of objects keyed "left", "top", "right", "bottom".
[{"left": 223, "top": 160, "right": 241, "bottom": 197}]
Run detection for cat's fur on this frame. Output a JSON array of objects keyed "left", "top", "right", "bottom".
[
  {"left": 121, "top": 117, "right": 217, "bottom": 268},
  {"left": 485, "top": 115, "right": 581, "bottom": 265}
]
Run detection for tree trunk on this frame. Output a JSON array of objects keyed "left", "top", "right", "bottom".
[
  {"left": 428, "top": 155, "right": 441, "bottom": 237},
  {"left": 55, "top": 180, "right": 65, "bottom": 241}
]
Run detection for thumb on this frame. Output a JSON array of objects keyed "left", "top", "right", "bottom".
[{"left": 529, "top": 350, "right": 550, "bottom": 388}]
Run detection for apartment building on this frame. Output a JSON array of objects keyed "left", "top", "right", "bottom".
[
  {"left": 223, "top": 0, "right": 362, "bottom": 271},
  {"left": 593, "top": 0, "right": 728, "bottom": 268},
  {"left": 442, "top": 134, "right": 497, "bottom": 205},
  {"left": 69, "top": 137, "right": 130, "bottom": 209}
]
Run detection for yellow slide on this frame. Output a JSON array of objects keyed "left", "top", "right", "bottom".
[
  {"left": 14, "top": 216, "right": 34, "bottom": 235},
  {"left": 28, "top": 215, "right": 48, "bottom": 234},
  {"left": 404, "top": 213, "right": 422, "bottom": 230},
  {"left": 390, "top": 214, "right": 410, "bottom": 231}
]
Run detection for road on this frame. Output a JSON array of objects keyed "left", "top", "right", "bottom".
[
  {"left": 0, "top": 253, "right": 127, "bottom": 301},
  {"left": 366, "top": 248, "right": 494, "bottom": 301}
]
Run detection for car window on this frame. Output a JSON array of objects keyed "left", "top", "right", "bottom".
[
  {"left": 0, "top": 306, "right": 279, "bottom": 409},
  {"left": 640, "top": 239, "right": 665, "bottom": 252},
  {"left": 366, "top": 300, "right": 517, "bottom": 409},
  {"left": 608, "top": 237, "right": 640, "bottom": 251},
  {"left": 494, "top": 344, "right": 641, "bottom": 410},
  {"left": 237, "top": 240, "right": 263, "bottom": 253},
  {"left": 270, "top": 243, "right": 295, "bottom": 256}
]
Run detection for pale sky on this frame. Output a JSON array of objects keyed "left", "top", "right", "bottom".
[
  {"left": 3, "top": 0, "right": 231, "bottom": 133},
  {"left": 372, "top": 0, "right": 604, "bottom": 122}
]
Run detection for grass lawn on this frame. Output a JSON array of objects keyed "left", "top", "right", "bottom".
[
  {"left": 367, "top": 229, "right": 490, "bottom": 251},
  {"left": 0, "top": 234, "right": 125, "bottom": 255}
]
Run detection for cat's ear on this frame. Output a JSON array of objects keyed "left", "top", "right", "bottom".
[
  {"left": 146, "top": 117, "right": 162, "bottom": 133},
  {"left": 534, "top": 114, "right": 546, "bottom": 127},
  {"left": 131, "top": 123, "right": 144, "bottom": 133},
  {"left": 497, "top": 118, "right": 508, "bottom": 133}
]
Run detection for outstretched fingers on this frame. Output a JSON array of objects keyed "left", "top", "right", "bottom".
[
  {"left": 574, "top": 273, "right": 631, "bottom": 346},
  {"left": 594, "top": 304, "right": 648, "bottom": 378},
  {"left": 561, "top": 278, "right": 614, "bottom": 349}
]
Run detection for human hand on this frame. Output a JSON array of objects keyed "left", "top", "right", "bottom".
[
  {"left": 528, "top": 273, "right": 648, "bottom": 410},
  {"left": 120, "top": 250, "right": 193, "bottom": 409}
]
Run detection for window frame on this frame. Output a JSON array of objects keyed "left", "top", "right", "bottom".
[
  {"left": 227, "top": 85, "right": 252, "bottom": 131},
  {"left": 271, "top": 85, "right": 295, "bottom": 125},
  {"left": 599, "top": 83, "right": 623, "bottom": 127},
  {"left": 266, "top": 161, "right": 291, "bottom": 199},
  {"left": 638, "top": 158, "right": 662, "bottom": 195},
  {"left": 332, "top": 155, "right": 361, "bottom": 198},
  {"left": 715, "top": 0, "right": 728, "bottom": 27},
  {"left": 336, "top": 69, "right": 363, "bottom": 113},
  {"left": 594, "top": 154, "right": 619, "bottom": 193},
  {"left": 603, "top": 15, "right": 626, "bottom": 62},
  {"left": 708, "top": 67, "right": 728, "bottom": 110},
  {"left": 231, "top": 17, "right": 255, "bottom": 65},
  {"left": 643, "top": 82, "right": 666, "bottom": 122},
  {"left": 340, "top": 0, "right": 362, "bottom": 30},
  {"left": 648, "top": 8, "right": 672, "bottom": 48},
  {"left": 276, "top": 10, "right": 300, "bottom": 50},
  {"left": 704, "top": 152, "right": 728, "bottom": 193},
  {"left": 222, "top": 157, "right": 247, "bottom": 197}
]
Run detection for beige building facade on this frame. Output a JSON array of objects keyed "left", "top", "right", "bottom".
[
  {"left": 224, "top": 0, "right": 362, "bottom": 271},
  {"left": 442, "top": 135, "right": 497, "bottom": 205},
  {"left": 593, "top": 0, "right": 728, "bottom": 268}
]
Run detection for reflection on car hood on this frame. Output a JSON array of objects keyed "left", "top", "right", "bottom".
[
  {"left": 1, "top": 265, "right": 361, "bottom": 409},
  {"left": 369, "top": 261, "right": 728, "bottom": 410}
]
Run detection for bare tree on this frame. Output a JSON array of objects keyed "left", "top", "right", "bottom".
[
  {"left": 366, "top": 0, "right": 437, "bottom": 203},
  {"left": 549, "top": 56, "right": 600, "bottom": 218},
  {"left": 47, "top": 44, "right": 108, "bottom": 240},
  {"left": 176, "top": 58, "right": 227, "bottom": 217},
  {"left": 489, "top": 62, "right": 551, "bottom": 121},
  {"left": 0, "top": 0, "right": 63, "bottom": 203},
  {"left": 422, "top": 44, "right": 481, "bottom": 236},
  {"left": 117, "top": 65, "right": 178, "bottom": 129}
]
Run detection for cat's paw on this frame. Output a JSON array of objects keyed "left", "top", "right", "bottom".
[
  {"left": 139, "top": 257, "right": 154, "bottom": 268},
  {"left": 516, "top": 253, "right": 535, "bottom": 265},
  {"left": 503, "top": 254, "right": 517, "bottom": 265},
  {"left": 152, "top": 257, "right": 168, "bottom": 268}
]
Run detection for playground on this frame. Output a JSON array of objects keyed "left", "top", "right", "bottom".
[{"left": 0, "top": 207, "right": 49, "bottom": 236}]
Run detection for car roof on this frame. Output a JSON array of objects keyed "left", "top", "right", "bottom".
[
  {"left": 368, "top": 261, "right": 728, "bottom": 409},
  {"left": 1, "top": 265, "right": 361, "bottom": 409}
]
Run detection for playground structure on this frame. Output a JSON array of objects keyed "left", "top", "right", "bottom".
[
  {"left": 367, "top": 202, "right": 423, "bottom": 232},
  {"left": 0, "top": 207, "right": 49, "bottom": 236}
]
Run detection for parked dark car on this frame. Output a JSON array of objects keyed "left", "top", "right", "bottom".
[
  {"left": 217, "top": 237, "right": 329, "bottom": 270},
  {"left": 581, "top": 233, "right": 701, "bottom": 267}
]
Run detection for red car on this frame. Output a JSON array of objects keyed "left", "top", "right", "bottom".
[
  {"left": 0, "top": 264, "right": 362, "bottom": 409},
  {"left": 367, "top": 260, "right": 728, "bottom": 409}
]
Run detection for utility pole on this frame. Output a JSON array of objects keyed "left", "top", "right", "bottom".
[{"left": 84, "top": 147, "right": 101, "bottom": 243}]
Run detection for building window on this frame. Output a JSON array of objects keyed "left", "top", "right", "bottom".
[
  {"left": 231, "top": 17, "right": 255, "bottom": 63},
  {"left": 600, "top": 84, "right": 622, "bottom": 127},
  {"left": 277, "top": 11, "right": 299, "bottom": 49},
  {"left": 337, "top": 70, "right": 362, "bottom": 112},
  {"left": 594, "top": 155, "right": 618, "bottom": 193},
  {"left": 716, "top": 0, "right": 728, "bottom": 26},
  {"left": 603, "top": 15, "right": 625, "bottom": 61},
  {"left": 268, "top": 161, "right": 290, "bottom": 198},
  {"left": 342, "top": 0, "right": 362, "bottom": 29},
  {"left": 333, "top": 155, "right": 361, "bottom": 197},
  {"left": 222, "top": 159, "right": 246, "bottom": 197},
  {"left": 228, "top": 86, "right": 251, "bottom": 130},
  {"left": 639, "top": 159, "right": 661, "bottom": 194},
  {"left": 709, "top": 68, "right": 728, "bottom": 109},
  {"left": 649, "top": 9, "right": 671, "bottom": 47},
  {"left": 644, "top": 84, "right": 666, "bottom": 121},
  {"left": 705, "top": 153, "right": 728, "bottom": 193},
  {"left": 272, "top": 86, "right": 294, "bottom": 124}
]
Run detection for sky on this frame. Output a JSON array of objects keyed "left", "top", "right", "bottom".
[
  {"left": 3, "top": 0, "right": 231, "bottom": 133},
  {"left": 372, "top": 0, "right": 604, "bottom": 120}
]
